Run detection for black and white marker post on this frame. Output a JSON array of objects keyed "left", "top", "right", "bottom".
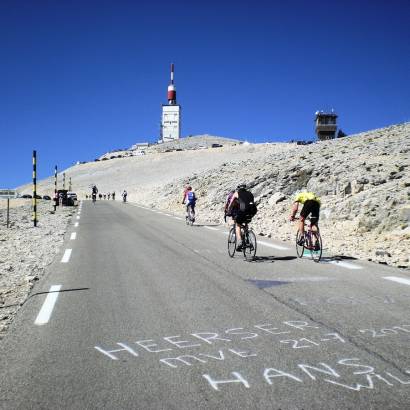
[
  {"left": 54, "top": 165, "right": 57, "bottom": 211},
  {"left": 63, "top": 172, "right": 66, "bottom": 190},
  {"left": 69, "top": 177, "right": 72, "bottom": 192},
  {"left": 32, "top": 150, "right": 37, "bottom": 227}
]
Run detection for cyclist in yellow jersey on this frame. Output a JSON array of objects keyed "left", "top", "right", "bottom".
[{"left": 289, "top": 191, "right": 321, "bottom": 246}]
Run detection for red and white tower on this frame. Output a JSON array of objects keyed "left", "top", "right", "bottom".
[
  {"left": 167, "top": 63, "right": 177, "bottom": 105},
  {"left": 161, "top": 63, "right": 181, "bottom": 142}
]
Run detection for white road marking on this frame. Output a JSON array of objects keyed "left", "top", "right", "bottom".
[
  {"left": 76, "top": 216, "right": 80, "bottom": 220},
  {"left": 328, "top": 261, "right": 363, "bottom": 270},
  {"left": 74, "top": 222, "right": 79, "bottom": 227},
  {"left": 34, "top": 285, "right": 62, "bottom": 325},
  {"left": 61, "top": 249, "right": 72, "bottom": 263},
  {"left": 204, "top": 226, "right": 219, "bottom": 231},
  {"left": 174, "top": 217, "right": 182, "bottom": 220},
  {"left": 383, "top": 276, "right": 410, "bottom": 286},
  {"left": 277, "top": 276, "right": 335, "bottom": 282},
  {"left": 259, "top": 240, "right": 289, "bottom": 250},
  {"left": 70, "top": 232, "right": 77, "bottom": 240}
]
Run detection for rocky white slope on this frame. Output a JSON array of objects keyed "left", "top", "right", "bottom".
[{"left": 19, "top": 123, "right": 410, "bottom": 269}]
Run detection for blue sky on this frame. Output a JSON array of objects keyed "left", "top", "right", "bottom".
[{"left": 1, "top": 0, "right": 409, "bottom": 188}]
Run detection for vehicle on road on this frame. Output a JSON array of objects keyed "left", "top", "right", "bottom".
[
  {"left": 21, "top": 194, "right": 32, "bottom": 199},
  {"left": 295, "top": 216, "right": 322, "bottom": 262},
  {"left": 228, "top": 221, "right": 257, "bottom": 261},
  {"left": 42, "top": 195, "right": 51, "bottom": 200}
]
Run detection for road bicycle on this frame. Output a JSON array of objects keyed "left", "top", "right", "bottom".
[
  {"left": 295, "top": 216, "right": 322, "bottom": 262},
  {"left": 228, "top": 221, "right": 257, "bottom": 261},
  {"left": 185, "top": 205, "right": 195, "bottom": 226}
]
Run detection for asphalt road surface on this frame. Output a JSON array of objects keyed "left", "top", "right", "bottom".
[{"left": 1, "top": 201, "right": 410, "bottom": 409}]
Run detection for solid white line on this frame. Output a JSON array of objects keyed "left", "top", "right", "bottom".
[
  {"left": 61, "top": 249, "right": 72, "bottom": 263},
  {"left": 70, "top": 232, "right": 77, "bottom": 240},
  {"left": 259, "top": 240, "right": 289, "bottom": 250},
  {"left": 34, "top": 285, "right": 62, "bottom": 325},
  {"left": 174, "top": 217, "right": 182, "bottom": 220},
  {"left": 329, "top": 261, "right": 363, "bottom": 270},
  {"left": 74, "top": 222, "right": 79, "bottom": 227},
  {"left": 76, "top": 216, "right": 80, "bottom": 220},
  {"left": 204, "top": 226, "right": 219, "bottom": 231},
  {"left": 383, "top": 276, "right": 410, "bottom": 286}
]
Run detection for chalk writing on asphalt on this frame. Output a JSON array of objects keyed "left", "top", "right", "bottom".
[{"left": 93, "top": 319, "right": 410, "bottom": 393}]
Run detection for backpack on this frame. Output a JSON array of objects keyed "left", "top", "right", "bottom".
[
  {"left": 187, "top": 191, "right": 196, "bottom": 205},
  {"left": 238, "top": 190, "right": 257, "bottom": 217},
  {"left": 225, "top": 191, "right": 234, "bottom": 213}
]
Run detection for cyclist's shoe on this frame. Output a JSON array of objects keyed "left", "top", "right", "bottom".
[
  {"left": 297, "top": 235, "right": 305, "bottom": 246},
  {"left": 314, "top": 243, "right": 320, "bottom": 251},
  {"left": 236, "top": 242, "right": 243, "bottom": 251}
]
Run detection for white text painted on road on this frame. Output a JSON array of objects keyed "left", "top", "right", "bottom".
[
  {"left": 34, "top": 285, "right": 62, "bottom": 325},
  {"left": 70, "top": 232, "right": 77, "bottom": 240},
  {"left": 61, "top": 249, "right": 72, "bottom": 263},
  {"left": 76, "top": 216, "right": 80, "bottom": 220},
  {"left": 74, "top": 222, "right": 79, "bottom": 227}
]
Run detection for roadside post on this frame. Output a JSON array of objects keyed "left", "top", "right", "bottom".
[
  {"left": 54, "top": 165, "right": 57, "bottom": 211},
  {"left": 69, "top": 177, "right": 72, "bottom": 191},
  {"left": 33, "top": 150, "right": 37, "bottom": 227},
  {"left": 7, "top": 198, "right": 10, "bottom": 228},
  {"left": 63, "top": 173, "right": 66, "bottom": 190}
]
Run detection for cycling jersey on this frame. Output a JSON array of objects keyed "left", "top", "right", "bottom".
[{"left": 294, "top": 192, "right": 321, "bottom": 205}]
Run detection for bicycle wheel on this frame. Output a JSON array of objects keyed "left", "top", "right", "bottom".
[
  {"left": 189, "top": 207, "right": 195, "bottom": 226},
  {"left": 227, "top": 227, "right": 236, "bottom": 257},
  {"left": 310, "top": 230, "right": 322, "bottom": 262},
  {"left": 243, "top": 229, "right": 257, "bottom": 261},
  {"left": 295, "top": 230, "right": 305, "bottom": 258}
]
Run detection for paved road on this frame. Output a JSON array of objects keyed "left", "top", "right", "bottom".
[{"left": 1, "top": 201, "right": 410, "bottom": 409}]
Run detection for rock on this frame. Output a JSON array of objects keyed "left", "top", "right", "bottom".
[{"left": 268, "top": 192, "right": 287, "bottom": 206}]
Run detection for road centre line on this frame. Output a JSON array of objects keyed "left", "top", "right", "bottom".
[
  {"left": 328, "top": 261, "right": 363, "bottom": 270},
  {"left": 70, "top": 232, "right": 77, "bottom": 240},
  {"left": 61, "top": 249, "right": 72, "bottom": 263},
  {"left": 74, "top": 222, "right": 79, "bottom": 227},
  {"left": 383, "top": 276, "right": 410, "bottom": 286},
  {"left": 34, "top": 285, "right": 62, "bottom": 325}
]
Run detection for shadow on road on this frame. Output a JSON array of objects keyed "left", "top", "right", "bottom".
[
  {"left": 320, "top": 255, "right": 358, "bottom": 262},
  {"left": 252, "top": 256, "right": 297, "bottom": 263}
]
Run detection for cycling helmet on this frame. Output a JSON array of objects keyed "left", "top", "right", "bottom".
[
  {"left": 186, "top": 185, "right": 192, "bottom": 191},
  {"left": 237, "top": 183, "right": 247, "bottom": 190}
]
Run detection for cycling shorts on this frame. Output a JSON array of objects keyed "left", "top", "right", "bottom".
[
  {"left": 300, "top": 200, "right": 320, "bottom": 224},
  {"left": 233, "top": 211, "right": 252, "bottom": 225}
]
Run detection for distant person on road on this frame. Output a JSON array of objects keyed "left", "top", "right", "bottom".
[
  {"left": 103, "top": 194, "right": 106, "bottom": 200},
  {"left": 108, "top": 193, "right": 111, "bottom": 200},
  {"left": 99, "top": 193, "right": 102, "bottom": 200},
  {"left": 112, "top": 192, "right": 115, "bottom": 200},
  {"left": 91, "top": 185, "right": 98, "bottom": 203},
  {"left": 182, "top": 186, "right": 197, "bottom": 222},
  {"left": 122, "top": 190, "right": 127, "bottom": 202},
  {"left": 289, "top": 191, "right": 321, "bottom": 249},
  {"left": 227, "top": 184, "right": 257, "bottom": 251}
]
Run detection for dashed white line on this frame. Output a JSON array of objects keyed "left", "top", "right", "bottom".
[
  {"left": 61, "top": 249, "right": 72, "bottom": 263},
  {"left": 383, "top": 276, "right": 410, "bottom": 286},
  {"left": 34, "top": 285, "right": 62, "bottom": 325},
  {"left": 259, "top": 240, "right": 289, "bottom": 250},
  {"left": 74, "top": 222, "right": 79, "bottom": 227},
  {"left": 70, "top": 232, "right": 77, "bottom": 240},
  {"left": 328, "top": 261, "right": 363, "bottom": 270},
  {"left": 76, "top": 216, "right": 80, "bottom": 220}
]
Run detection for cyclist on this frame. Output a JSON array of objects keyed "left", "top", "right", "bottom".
[
  {"left": 289, "top": 191, "right": 321, "bottom": 249},
  {"left": 227, "top": 184, "right": 257, "bottom": 251},
  {"left": 112, "top": 191, "right": 115, "bottom": 200},
  {"left": 122, "top": 190, "right": 127, "bottom": 203},
  {"left": 182, "top": 186, "right": 197, "bottom": 222},
  {"left": 91, "top": 185, "right": 98, "bottom": 203}
]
